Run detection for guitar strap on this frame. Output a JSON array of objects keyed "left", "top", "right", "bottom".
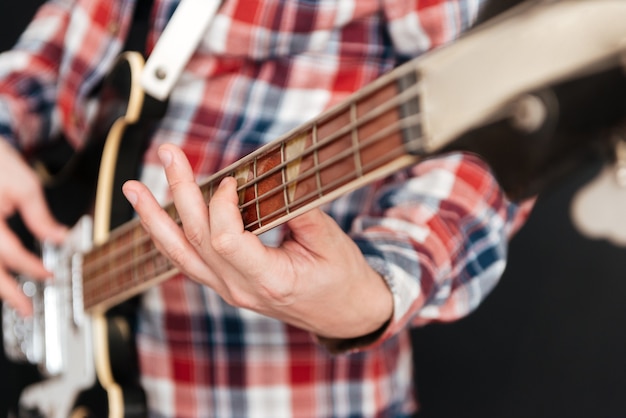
[
  {"left": 124, "top": 0, "right": 154, "bottom": 55},
  {"left": 110, "top": 0, "right": 220, "bottom": 230},
  {"left": 140, "top": 0, "right": 221, "bottom": 101}
]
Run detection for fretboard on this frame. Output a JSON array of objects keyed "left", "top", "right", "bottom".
[{"left": 82, "top": 60, "right": 425, "bottom": 313}]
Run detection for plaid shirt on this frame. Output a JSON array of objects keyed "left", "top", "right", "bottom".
[{"left": 0, "top": 0, "right": 533, "bottom": 416}]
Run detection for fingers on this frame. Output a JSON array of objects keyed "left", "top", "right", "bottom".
[
  {"left": 0, "top": 272, "right": 32, "bottom": 317},
  {"left": 0, "top": 140, "right": 66, "bottom": 244},
  {"left": 208, "top": 177, "right": 301, "bottom": 307},
  {"left": 287, "top": 208, "right": 333, "bottom": 240},
  {"left": 122, "top": 178, "right": 222, "bottom": 291},
  {"left": 157, "top": 145, "right": 211, "bottom": 250},
  {"left": 209, "top": 177, "right": 270, "bottom": 277},
  {"left": 126, "top": 144, "right": 298, "bottom": 307},
  {"left": 284, "top": 208, "right": 344, "bottom": 258},
  {"left": 0, "top": 141, "right": 61, "bottom": 317},
  {"left": 0, "top": 221, "right": 50, "bottom": 279},
  {"left": 122, "top": 179, "right": 196, "bottom": 264},
  {"left": 18, "top": 185, "right": 68, "bottom": 244},
  {"left": 208, "top": 177, "right": 244, "bottom": 253}
]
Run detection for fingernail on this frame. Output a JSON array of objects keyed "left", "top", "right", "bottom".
[
  {"left": 220, "top": 176, "right": 235, "bottom": 188},
  {"left": 124, "top": 189, "right": 138, "bottom": 206},
  {"left": 158, "top": 148, "right": 173, "bottom": 167}
]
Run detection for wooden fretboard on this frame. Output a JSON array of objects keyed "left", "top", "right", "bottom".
[{"left": 82, "top": 61, "right": 425, "bottom": 313}]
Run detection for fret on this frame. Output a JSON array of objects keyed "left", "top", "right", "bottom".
[
  {"left": 317, "top": 105, "right": 356, "bottom": 191},
  {"left": 280, "top": 141, "right": 289, "bottom": 215},
  {"left": 284, "top": 134, "right": 307, "bottom": 210},
  {"left": 254, "top": 155, "right": 262, "bottom": 226},
  {"left": 256, "top": 149, "right": 286, "bottom": 226},
  {"left": 236, "top": 162, "right": 256, "bottom": 229},
  {"left": 131, "top": 223, "right": 141, "bottom": 284},
  {"left": 350, "top": 102, "right": 363, "bottom": 178},
  {"left": 207, "top": 178, "right": 215, "bottom": 202},
  {"left": 131, "top": 238, "right": 145, "bottom": 284},
  {"left": 395, "top": 70, "right": 422, "bottom": 153},
  {"left": 201, "top": 181, "right": 211, "bottom": 206},
  {"left": 312, "top": 123, "right": 323, "bottom": 199},
  {"left": 165, "top": 203, "right": 179, "bottom": 224},
  {"left": 130, "top": 244, "right": 155, "bottom": 282},
  {"left": 355, "top": 80, "right": 407, "bottom": 174}
]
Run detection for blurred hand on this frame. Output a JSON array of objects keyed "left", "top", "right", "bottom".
[
  {"left": 0, "top": 140, "right": 67, "bottom": 316},
  {"left": 123, "top": 143, "right": 393, "bottom": 339}
]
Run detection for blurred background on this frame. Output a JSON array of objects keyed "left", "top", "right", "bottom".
[
  {"left": 2, "top": 2, "right": 626, "bottom": 417},
  {"left": 0, "top": 2, "right": 49, "bottom": 417}
]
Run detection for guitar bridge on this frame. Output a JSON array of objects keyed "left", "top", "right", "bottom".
[{"left": 2, "top": 216, "right": 93, "bottom": 377}]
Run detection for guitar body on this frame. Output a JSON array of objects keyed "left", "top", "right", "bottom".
[{"left": 3, "top": 51, "right": 166, "bottom": 418}]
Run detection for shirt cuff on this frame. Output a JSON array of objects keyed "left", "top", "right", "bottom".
[
  {"left": 314, "top": 316, "right": 392, "bottom": 354},
  {"left": 313, "top": 254, "right": 397, "bottom": 354}
]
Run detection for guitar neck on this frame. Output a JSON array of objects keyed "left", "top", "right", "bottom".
[{"left": 82, "top": 61, "right": 424, "bottom": 313}]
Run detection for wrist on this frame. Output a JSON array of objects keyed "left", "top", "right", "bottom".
[{"left": 315, "top": 268, "right": 394, "bottom": 353}]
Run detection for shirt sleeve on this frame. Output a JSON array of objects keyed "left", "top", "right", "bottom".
[
  {"left": 320, "top": 152, "right": 534, "bottom": 353},
  {"left": 0, "top": 0, "right": 75, "bottom": 152},
  {"left": 380, "top": 0, "right": 487, "bottom": 58}
]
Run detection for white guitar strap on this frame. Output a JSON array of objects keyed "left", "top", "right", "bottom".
[{"left": 140, "top": 0, "right": 221, "bottom": 101}]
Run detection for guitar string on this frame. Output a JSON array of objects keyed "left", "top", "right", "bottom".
[
  {"left": 152, "top": 81, "right": 422, "bottom": 227},
  {"left": 82, "top": 138, "right": 420, "bottom": 308},
  {"left": 82, "top": 107, "right": 421, "bottom": 282},
  {"left": 82, "top": 80, "right": 423, "bottom": 305},
  {"left": 236, "top": 112, "right": 423, "bottom": 216},
  {"left": 98, "top": 73, "right": 423, "bottom": 246},
  {"left": 225, "top": 81, "right": 422, "bottom": 204},
  {"left": 83, "top": 153, "right": 414, "bottom": 306},
  {"left": 88, "top": 73, "right": 421, "bottom": 243},
  {"left": 83, "top": 78, "right": 423, "bottom": 277},
  {"left": 81, "top": 112, "right": 423, "bottom": 306},
  {"left": 239, "top": 130, "right": 420, "bottom": 229}
]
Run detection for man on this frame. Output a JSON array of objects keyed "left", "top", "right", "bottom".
[{"left": 0, "top": 0, "right": 530, "bottom": 416}]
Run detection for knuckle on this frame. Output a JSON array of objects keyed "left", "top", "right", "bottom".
[
  {"left": 226, "top": 287, "right": 256, "bottom": 310},
  {"left": 210, "top": 232, "right": 239, "bottom": 258},
  {"left": 168, "top": 177, "right": 194, "bottom": 194},
  {"left": 260, "top": 281, "right": 296, "bottom": 306},
  {"left": 256, "top": 264, "right": 297, "bottom": 305},
  {"left": 183, "top": 224, "right": 205, "bottom": 247},
  {"left": 159, "top": 241, "right": 190, "bottom": 268}
]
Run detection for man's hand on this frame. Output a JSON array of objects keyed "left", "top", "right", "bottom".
[
  {"left": 0, "top": 140, "right": 67, "bottom": 316},
  {"left": 122, "top": 143, "right": 393, "bottom": 340}
]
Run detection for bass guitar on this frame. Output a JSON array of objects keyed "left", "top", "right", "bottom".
[{"left": 4, "top": 1, "right": 626, "bottom": 416}]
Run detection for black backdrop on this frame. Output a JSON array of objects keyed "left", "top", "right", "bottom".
[
  {"left": 0, "top": 3, "right": 50, "bottom": 417},
  {"left": 3, "top": 2, "right": 626, "bottom": 418}
]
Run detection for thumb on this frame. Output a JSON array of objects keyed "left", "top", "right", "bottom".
[
  {"left": 0, "top": 140, "right": 67, "bottom": 243},
  {"left": 286, "top": 208, "right": 342, "bottom": 250}
]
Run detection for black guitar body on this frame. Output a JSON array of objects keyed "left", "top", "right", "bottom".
[{"left": 6, "top": 53, "right": 167, "bottom": 418}]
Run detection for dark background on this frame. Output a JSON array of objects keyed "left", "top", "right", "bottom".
[
  {"left": 3, "top": 2, "right": 626, "bottom": 418},
  {"left": 0, "top": 3, "right": 51, "bottom": 417}
]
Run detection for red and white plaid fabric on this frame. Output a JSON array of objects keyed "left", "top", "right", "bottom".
[{"left": 0, "top": 0, "right": 533, "bottom": 416}]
